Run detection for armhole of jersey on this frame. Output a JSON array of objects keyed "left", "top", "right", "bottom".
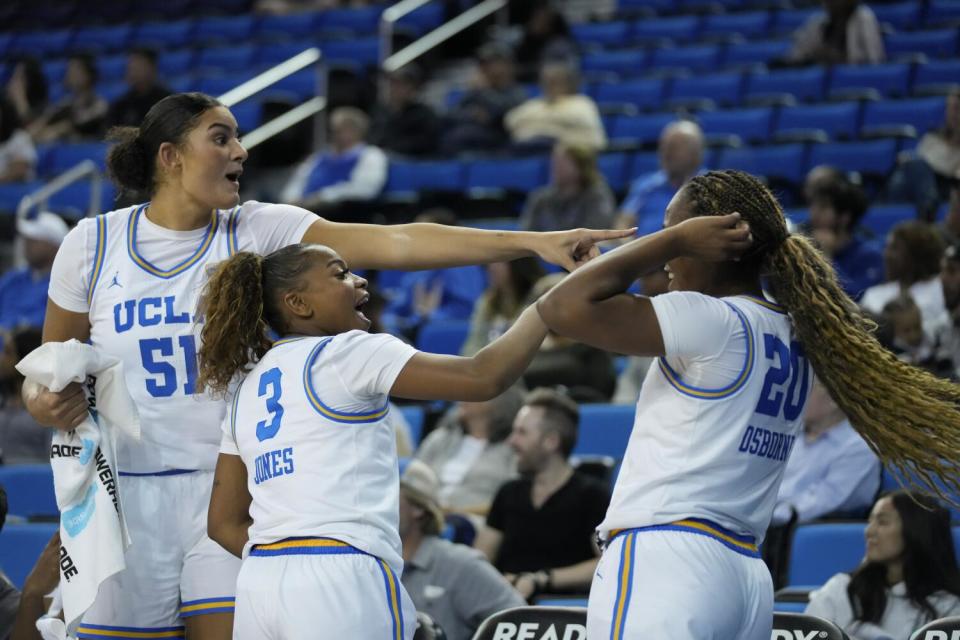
[
  {"left": 657, "top": 301, "right": 755, "bottom": 400},
  {"left": 230, "top": 383, "right": 242, "bottom": 443},
  {"left": 302, "top": 337, "right": 390, "bottom": 424},
  {"left": 226, "top": 206, "right": 241, "bottom": 256},
  {"left": 86, "top": 216, "right": 108, "bottom": 306}
]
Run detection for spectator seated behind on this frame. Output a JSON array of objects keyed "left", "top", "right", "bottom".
[
  {"left": 805, "top": 491, "right": 960, "bottom": 640},
  {"left": 0, "top": 327, "right": 50, "bottom": 465},
  {"left": 920, "top": 241, "right": 960, "bottom": 380},
  {"left": 106, "top": 48, "right": 171, "bottom": 129},
  {"left": 461, "top": 257, "right": 544, "bottom": 356},
  {"left": 617, "top": 120, "right": 705, "bottom": 238},
  {"left": 0, "top": 97, "right": 37, "bottom": 184},
  {"left": 512, "top": 1, "right": 577, "bottom": 84},
  {"left": 504, "top": 61, "right": 605, "bottom": 153},
  {"left": 440, "top": 43, "right": 528, "bottom": 156},
  {"left": 887, "top": 89, "right": 960, "bottom": 221},
  {"left": 474, "top": 388, "right": 610, "bottom": 600},
  {"left": 399, "top": 460, "right": 524, "bottom": 640},
  {"left": 29, "top": 54, "right": 107, "bottom": 143},
  {"left": 519, "top": 143, "right": 615, "bottom": 233},
  {"left": 522, "top": 274, "right": 616, "bottom": 403},
  {"left": 382, "top": 209, "right": 486, "bottom": 340},
  {"left": 369, "top": 65, "right": 441, "bottom": 158},
  {"left": 806, "top": 170, "right": 884, "bottom": 300},
  {"left": 415, "top": 386, "right": 524, "bottom": 515},
  {"left": 4, "top": 57, "right": 48, "bottom": 129},
  {"left": 861, "top": 222, "right": 946, "bottom": 339},
  {"left": 0, "top": 212, "right": 69, "bottom": 332},
  {"left": 785, "top": 0, "right": 885, "bottom": 66},
  {"left": 882, "top": 294, "right": 941, "bottom": 369},
  {"left": 281, "top": 106, "right": 388, "bottom": 210}
]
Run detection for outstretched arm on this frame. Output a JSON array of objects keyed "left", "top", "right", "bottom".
[
  {"left": 537, "top": 213, "right": 751, "bottom": 357},
  {"left": 302, "top": 219, "right": 634, "bottom": 273}
]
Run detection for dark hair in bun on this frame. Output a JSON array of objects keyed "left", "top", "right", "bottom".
[{"left": 106, "top": 92, "right": 222, "bottom": 199}]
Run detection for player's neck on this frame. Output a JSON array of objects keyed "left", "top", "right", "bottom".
[{"left": 146, "top": 190, "right": 214, "bottom": 231}]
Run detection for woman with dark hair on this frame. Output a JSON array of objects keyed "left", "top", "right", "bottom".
[
  {"left": 20, "top": 92, "right": 628, "bottom": 639},
  {"left": 806, "top": 491, "right": 960, "bottom": 639},
  {"left": 0, "top": 96, "right": 37, "bottom": 184},
  {"left": 462, "top": 257, "right": 545, "bottom": 356},
  {"left": 29, "top": 53, "right": 107, "bottom": 143},
  {"left": 520, "top": 143, "right": 616, "bottom": 233},
  {"left": 4, "top": 57, "right": 48, "bottom": 128}
]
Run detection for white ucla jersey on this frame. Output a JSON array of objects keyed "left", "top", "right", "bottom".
[
  {"left": 223, "top": 332, "right": 417, "bottom": 575},
  {"left": 600, "top": 292, "right": 812, "bottom": 541},
  {"left": 80, "top": 201, "right": 314, "bottom": 472}
]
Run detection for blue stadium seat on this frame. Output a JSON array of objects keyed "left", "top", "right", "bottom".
[
  {"left": 48, "top": 182, "right": 117, "bottom": 219},
  {"left": 885, "top": 29, "right": 959, "bottom": 59},
  {"left": 42, "top": 60, "right": 67, "bottom": 87},
  {"left": 698, "top": 108, "right": 775, "bottom": 144},
  {"left": 593, "top": 78, "right": 664, "bottom": 110},
  {"left": 193, "top": 15, "right": 257, "bottom": 44},
  {"left": 618, "top": 0, "right": 674, "bottom": 12},
  {"left": 316, "top": 6, "right": 384, "bottom": 34},
  {"left": 872, "top": 2, "right": 923, "bottom": 29},
  {"left": 157, "top": 50, "right": 195, "bottom": 77},
  {"left": 0, "top": 523, "right": 58, "bottom": 589},
  {"left": 701, "top": 11, "right": 771, "bottom": 39},
  {"left": 256, "top": 42, "right": 317, "bottom": 67},
  {"left": 862, "top": 97, "right": 946, "bottom": 136},
  {"left": 396, "top": 1, "right": 444, "bottom": 36},
  {"left": 722, "top": 40, "right": 790, "bottom": 68},
  {"left": 0, "top": 33, "right": 12, "bottom": 59},
  {"left": 385, "top": 161, "right": 464, "bottom": 193},
  {"left": 629, "top": 152, "right": 659, "bottom": 179},
  {"left": 913, "top": 59, "right": 960, "bottom": 94},
  {"left": 776, "top": 102, "right": 861, "bottom": 140},
  {"left": 70, "top": 24, "right": 132, "bottom": 53},
  {"left": 582, "top": 50, "right": 648, "bottom": 77},
  {"left": 416, "top": 320, "right": 470, "bottom": 356},
  {"left": 860, "top": 204, "right": 918, "bottom": 239},
  {"left": 99, "top": 82, "right": 127, "bottom": 103},
  {"left": 632, "top": 16, "right": 701, "bottom": 43},
  {"left": 196, "top": 45, "right": 257, "bottom": 74},
  {"left": 464, "top": 157, "right": 547, "bottom": 192},
  {"left": 257, "top": 12, "right": 324, "bottom": 40},
  {"left": 808, "top": 139, "right": 898, "bottom": 177},
  {"left": 745, "top": 67, "right": 827, "bottom": 103},
  {"left": 10, "top": 30, "right": 73, "bottom": 57},
  {"left": 879, "top": 467, "right": 960, "bottom": 522},
  {"left": 773, "top": 602, "right": 807, "bottom": 613},
  {"left": 828, "top": 63, "right": 911, "bottom": 98},
  {"left": 574, "top": 404, "right": 634, "bottom": 458},
  {"left": 651, "top": 45, "right": 721, "bottom": 74},
  {"left": 134, "top": 20, "right": 197, "bottom": 50},
  {"left": 927, "top": 0, "right": 960, "bottom": 26},
  {"left": 0, "top": 464, "right": 57, "bottom": 520},
  {"left": 598, "top": 153, "right": 629, "bottom": 192},
  {"left": 770, "top": 8, "right": 818, "bottom": 34},
  {"left": 610, "top": 113, "right": 676, "bottom": 145},
  {"left": 322, "top": 38, "right": 380, "bottom": 66},
  {"left": 168, "top": 75, "right": 196, "bottom": 94},
  {"left": 668, "top": 72, "right": 744, "bottom": 107},
  {"left": 572, "top": 21, "right": 631, "bottom": 47},
  {"left": 47, "top": 142, "right": 109, "bottom": 176},
  {"left": 97, "top": 55, "right": 129, "bottom": 84},
  {"left": 266, "top": 68, "right": 319, "bottom": 101},
  {"left": 787, "top": 522, "right": 866, "bottom": 587},
  {"left": 229, "top": 101, "right": 262, "bottom": 135},
  {"left": 197, "top": 74, "right": 252, "bottom": 99},
  {"left": 398, "top": 405, "right": 425, "bottom": 446},
  {"left": 717, "top": 144, "right": 807, "bottom": 183},
  {"left": 0, "top": 181, "right": 43, "bottom": 213}
]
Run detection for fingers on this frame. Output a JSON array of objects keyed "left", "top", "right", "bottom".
[{"left": 589, "top": 228, "right": 636, "bottom": 240}]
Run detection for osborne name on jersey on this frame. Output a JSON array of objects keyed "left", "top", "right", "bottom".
[
  {"left": 113, "top": 296, "right": 196, "bottom": 333},
  {"left": 738, "top": 425, "right": 796, "bottom": 462},
  {"left": 254, "top": 447, "right": 294, "bottom": 485}
]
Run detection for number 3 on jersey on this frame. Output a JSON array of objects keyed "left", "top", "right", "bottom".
[
  {"left": 755, "top": 333, "right": 809, "bottom": 420},
  {"left": 256, "top": 367, "right": 284, "bottom": 442}
]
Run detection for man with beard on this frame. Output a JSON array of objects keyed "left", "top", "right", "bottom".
[{"left": 474, "top": 388, "right": 609, "bottom": 601}]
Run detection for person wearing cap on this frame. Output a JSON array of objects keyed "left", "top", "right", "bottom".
[
  {"left": 400, "top": 460, "right": 524, "bottom": 640},
  {"left": 369, "top": 65, "right": 441, "bottom": 158},
  {"left": 0, "top": 212, "right": 68, "bottom": 331}
]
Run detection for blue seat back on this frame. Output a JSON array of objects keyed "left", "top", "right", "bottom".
[
  {"left": 698, "top": 107, "right": 774, "bottom": 144},
  {"left": 415, "top": 320, "right": 470, "bottom": 356},
  {"left": 746, "top": 67, "right": 827, "bottom": 102},
  {"left": 574, "top": 404, "right": 634, "bottom": 457},
  {"left": 787, "top": 523, "right": 866, "bottom": 587},
  {"left": 0, "top": 464, "right": 57, "bottom": 520},
  {"left": 807, "top": 139, "right": 898, "bottom": 176},
  {"left": 777, "top": 102, "right": 861, "bottom": 139},
  {"left": 0, "top": 523, "right": 58, "bottom": 589},
  {"left": 862, "top": 97, "right": 946, "bottom": 135}
]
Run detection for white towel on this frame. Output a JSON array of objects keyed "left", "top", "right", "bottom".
[
  {"left": 35, "top": 588, "right": 71, "bottom": 640},
  {"left": 16, "top": 340, "right": 141, "bottom": 636}
]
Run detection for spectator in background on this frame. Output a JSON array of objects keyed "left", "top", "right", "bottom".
[
  {"left": 281, "top": 107, "right": 388, "bottom": 208},
  {"left": 617, "top": 120, "right": 705, "bottom": 237},
  {"left": 806, "top": 491, "right": 960, "bottom": 639},
  {"left": 803, "top": 164, "right": 846, "bottom": 206},
  {"left": 513, "top": 2, "right": 576, "bottom": 82},
  {"left": 0, "top": 327, "right": 50, "bottom": 464},
  {"left": 0, "top": 97, "right": 37, "bottom": 184},
  {"left": 504, "top": 61, "right": 606, "bottom": 153},
  {"left": 519, "top": 143, "right": 615, "bottom": 232},
  {"left": 522, "top": 274, "right": 616, "bottom": 402},
  {"left": 399, "top": 460, "right": 524, "bottom": 640},
  {"left": 9, "top": 532, "right": 61, "bottom": 640},
  {"left": 29, "top": 54, "right": 107, "bottom": 143},
  {"left": 882, "top": 294, "right": 940, "bottom": 368},
  {"left": 925, "top": 242, "right": 960, "bottom": 380},
  {"left": 107, "top": 48, "right": 171, "bottom": 129},
  {"left": 860, "top": 222, "right": 945, "bottom": 333},
  {"left": 887, "top": 89, "right": 960, "bottom": 221},
  {"left": 0, "top": 212, "right": 68, "bottom": 332},
  {"left": 441, "top": 43, "right": 528, "bottom": 155},
  {"left": 786, "top": 0, "right": 885, "bottom": 66},
  {"left": 416, "top": 386, "right": 524, "bottom": 515},
  {"left": 369, "top": 65, "right": 441, "bottom": 157},
  {"left": 461, "top": 257, "right": 544, "bottom": 356},
  {"left": 475, "top": 389, "right": 608, "bottom": 600},
  {"left": 0, "top": 486, "right": 16, "bottom": 636},
  {"left": 938, "top": 186, "right": 960, "bottom": 246},
  {"left": 4, "top": 57, "right": 48, "bottom": 128},
  {"left": 382, "top": 209, "right": 486, "bottom": 340},
  {"left": 807, "top": 173, "right": 884, "bottom": 300}
]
